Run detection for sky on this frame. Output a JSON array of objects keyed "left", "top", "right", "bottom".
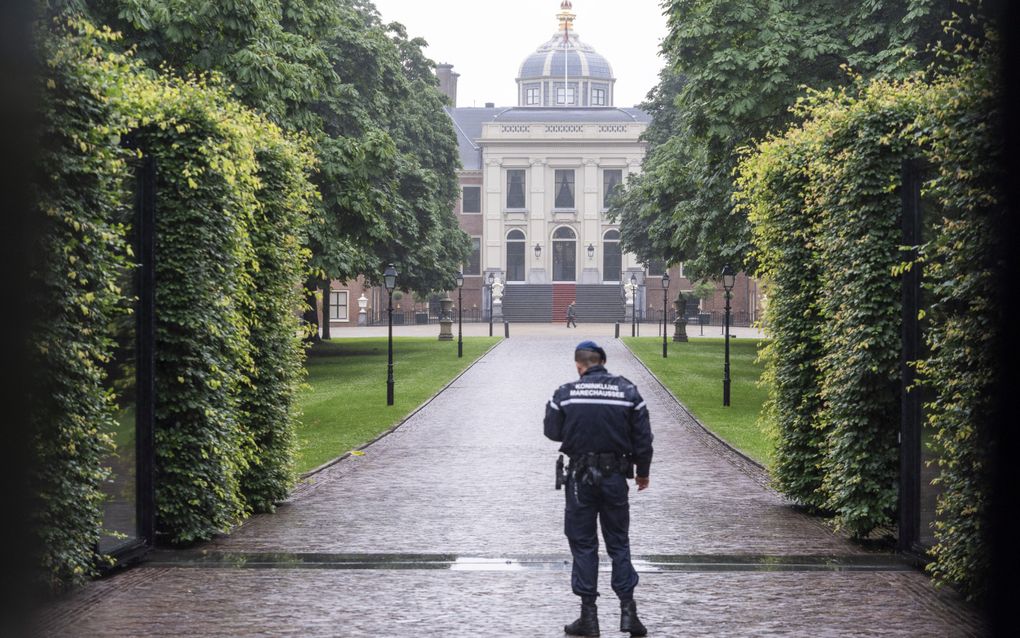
[{"left": 370, "top": 0, "right": 669, "bottom": 108}]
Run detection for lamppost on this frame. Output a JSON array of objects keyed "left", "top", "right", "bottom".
[
  {"left": 586, "top": 243, "right": 595, "bottom": 260},
  {"left": 661, "top": 272, "right": 670, "bottom": 358},
  {"left": 487, "top": 271, "right": 495, "bottom": 337},
  {"left": 721, "top": 264, "right": 735, "bottom": 407},
  {"left": 455, "top": 271, "right": 464, "bottom": 358},
  {"left": 384, "top": 263, "right": 398, "bottom": 406},
  {"left": 630, "top": 273, "right": 638, "bottom": 338}
]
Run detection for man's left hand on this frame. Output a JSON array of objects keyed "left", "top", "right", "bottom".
[{"left": 635, "top": 477, "right": 649, "bottom": 491}]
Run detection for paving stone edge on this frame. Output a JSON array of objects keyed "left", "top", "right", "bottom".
[{"left": 298, "top": 337, "right": 507, "bottom": 481}]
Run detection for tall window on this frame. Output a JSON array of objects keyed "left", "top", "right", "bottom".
[
  {"left": 646, "top": 258, "right": 665, "bottom": 277},
  {"left": 592, "top": 88, "right": 607, "bottom": 106},
  {"left": 602, "top": 229, "right": 622, "bottom": 282},
  {"left": 552, "top": 226, "right": 577, "bottom": 281},
  {"left": 506, "top": 229, "right": 526, "bottom": 282},
  {"left": 556, "top": 86, "right": 576, "bottom": 105},
  {"left": 603, "top": 169, "right": 623, "bottom": 209},
  {"left": 506, "top": 169, "right": 526, "bottom": 209},
  {"left": 554, "top": 169, "right": 575, "bottom": 209},
  {"left": 525, "top": 87, "right": 540, "bottom": 105},
  {"left": 462, "top": 186, "right": 480, "bottom": 213},
  {"left": 329, "top": 290, "right": 349, "bottom": 321},
  {"left": 465, "top": 237, "right": 481, "bottom": 275}
]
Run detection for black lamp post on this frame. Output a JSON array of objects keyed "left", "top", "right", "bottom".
[
  {"left": 630, "top": 273, "right": 638, "bottom": 338},
  {"left": 455, "top": 271, "right": 464, "bottom": 358},
  {"left": 384, "top": 263, "right": 398, "bottom": 406},
  {"left": 661, "top": 272, "right": 670, "bottom": 358},
  {"left": 487, "top": 271, "right": 495, "bottom": 337},
  {"left": 721, "top": 264, "right": 735, "bottom": 407}
]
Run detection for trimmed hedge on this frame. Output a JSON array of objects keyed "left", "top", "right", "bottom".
[
  {"left": 239, "top": 141, "right": 316, "bottom": 513},
  {"left": 739, "top": 129, "right": 827, "bottom": 510},
  {"left": 737, "top": 33, "right": 1001, "bottom": 598},
  {"left": 32, "top": 18, "right": 316, "bottom": 585},
  {"left": 31, "top": 20, "right": 133, "bottom": 590}
]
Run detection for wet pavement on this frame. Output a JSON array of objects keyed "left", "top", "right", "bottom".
[{"left": 37, "top": 335, "right": 983, "bottom": 636}]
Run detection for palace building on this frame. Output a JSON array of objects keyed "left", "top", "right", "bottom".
[{"left": 327, "top": 1, "right": 759, "bottom": 329}]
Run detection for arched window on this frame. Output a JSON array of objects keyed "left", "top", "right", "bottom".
[
  {"left": 552, "top": 226, "right": 577, "bottom": 282},
  {"left": 506, "top": 229, "right": 526, "bottom": 282},
  {"left": 603, "top": 229, "right": 622, "bottom": 282}
]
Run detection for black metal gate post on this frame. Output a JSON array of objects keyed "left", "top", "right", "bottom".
[{"left": 898, "top": 159, "right": 923, "bottom": 553}]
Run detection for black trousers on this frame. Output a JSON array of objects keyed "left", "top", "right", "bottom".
[
  {"left": 566, "top": 316, "right": 577, "bottom": 327},
  {"left": 564, "top": 471, "right": 639, "bottom": 600}
]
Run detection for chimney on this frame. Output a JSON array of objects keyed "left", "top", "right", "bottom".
[{"left": 435, "top": 63, "right": 459, "bottom": 106}]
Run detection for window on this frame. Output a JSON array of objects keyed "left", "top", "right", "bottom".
[
  {"left": 506, "top": 229, "right": 526, "bottom": 282},
  {"left": 602, "top": 229, "right": 622, "bottom": 282},
  {"left": 556, "top": 86, "right": 576, "bottom": 105},
  {"left": 506, "top": 169, "right": 526, "bottom": 209},
  {"left": 554, "top": 169, "right": 575, "bottom": 209},
  {"left": 603, "top": 169, "right": 623, "bottom": 209},
  {"left": 592, "top": 88, "right": 607, "bottom": 106},
  {"left": 465, "top": 237, "right": 481, "bottom": 275},
  {"left": 646, "top": 259, "right": 665, "bottom": 277},
  {"left": 329, "top": 290, "right": 349, "bottom": 321},
  {"left": 462, "top": 186, "right": 480, "bottom": 213},
  {"left": 525, "top": 87, "right": 540, "bottom": 105}
]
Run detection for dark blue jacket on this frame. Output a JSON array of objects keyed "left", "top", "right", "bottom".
[{"left": 543, "top": 365, "right": 654, "bottom": 477}]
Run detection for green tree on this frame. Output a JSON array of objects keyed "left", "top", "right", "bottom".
[
  {"left": 612, "top": 0, "right": 951, "bottom": 279},
  {"left": 97, "top": 0, "right": 468, "bottom": 338}
]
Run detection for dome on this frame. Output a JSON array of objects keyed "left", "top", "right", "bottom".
[
  {"left": 515, "top": 2, "right": 616, "bottom": 107},
  {"left": 518, "top": 33, "right": 615, "bottom": 82}
]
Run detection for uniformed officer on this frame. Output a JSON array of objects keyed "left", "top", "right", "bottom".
[{"left": 544, "top": 340, "right": 653, "bottom": 637}]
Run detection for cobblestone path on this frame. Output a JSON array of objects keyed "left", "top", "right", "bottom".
[{"left": 39, "top": 336, "right": 983, "bottom": 636}]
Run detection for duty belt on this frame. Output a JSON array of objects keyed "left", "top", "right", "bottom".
[{"left": 569, "top": 452, "right": 634, "bottom": 482}]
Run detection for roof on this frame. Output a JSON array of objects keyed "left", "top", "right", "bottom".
[
  {"left": 518, "top": 31, "right": 614, "bottom": 81},
  {"left": 444, "top": 106, "right": 651, "bottom": 170}
]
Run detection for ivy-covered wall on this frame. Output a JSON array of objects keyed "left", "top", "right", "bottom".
[
  {"left": 32, "top": 19, "right": 316, "bottom": 586},
  {"left": 737, "top": 38, "right": 1001, "bottom": 599}
]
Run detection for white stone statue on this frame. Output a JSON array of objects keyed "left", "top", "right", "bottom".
[{"left": 491, "top": 275, "right": 505, "bottom": 306}]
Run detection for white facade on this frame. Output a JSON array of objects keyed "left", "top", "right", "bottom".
[{"left": 476, "top": 119, "right": 647, "bottom": 284}]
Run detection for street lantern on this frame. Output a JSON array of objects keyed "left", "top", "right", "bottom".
[
  {"left": 456, "top": 271, "right": 464, "bottom": 358},
  {"left": 722, "top": 264, "right": 736, "bottom": 291},
  {"left": 587, "top": 243, "right": 595, "bottom": 260},
  {"left": 383, "top": 263, "right": 398, "bottom": 406},
  {"left": 384, "top": 264, "right": 398, "bottom": 291},
  {"left": 534, "top": 243, "right": 542, "bottom": 259},
  {"left": 721, "top": 264, "right": 735, "bottom": 407},
  {"left": 661, "top": 272, "right": 670, "bottom": 358}
]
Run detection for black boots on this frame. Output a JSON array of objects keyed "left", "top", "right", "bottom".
[
  {"left": 564, "top": 601, "right": 600, "bottom": 636},
  {"left": 619, "top": 600, "right": 647, "bottom": 636}
]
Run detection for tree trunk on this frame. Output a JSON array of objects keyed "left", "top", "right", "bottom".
[
  {"left": 321, "top": 285, "right": 332, "bottom": 341},
  {"left": 302, "top": 277, "right": 321, "bottom": 343}
]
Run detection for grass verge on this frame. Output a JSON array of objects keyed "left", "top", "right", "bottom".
[
  {"left": 623, "top": 337, "right": 771, "bottom": 466},
  {"left": 296, "top": 336, "right": 501, "bottom": 473}
]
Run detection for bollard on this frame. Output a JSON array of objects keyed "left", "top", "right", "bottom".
[
  {"left": 615, "top": 322, "right": 620, "bottom": 339},
  {"left": 504, "top": 321, "right": 509, "bottom": 338}
]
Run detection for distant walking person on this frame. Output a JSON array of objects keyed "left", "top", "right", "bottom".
[
  {"left": 544, "top": 341, "right": 653, "bottom": 636},
  {"left": 566, "top": 301, "right": 578, "bottom": 328}
]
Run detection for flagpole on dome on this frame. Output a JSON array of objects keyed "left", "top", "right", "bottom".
[{"left": 557, "top": 0, "right": 575, "bottom": 106}]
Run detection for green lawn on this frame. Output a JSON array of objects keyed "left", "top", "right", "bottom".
[
  {"left": 296, "top": 336, "right": 500, "bottom": 473},
  {"left": 623, "top": 337, "right": 772, "bottom": 466}
]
